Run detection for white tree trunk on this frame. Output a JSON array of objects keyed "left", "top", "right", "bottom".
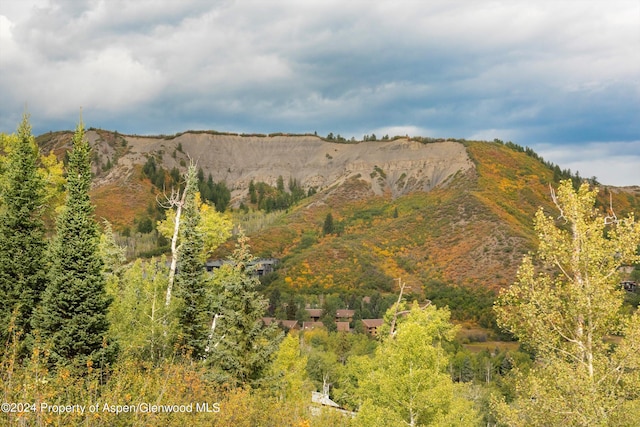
[
  {"left": 205, "top": 313, "right": 223, "bottom": 354},
  {"left": 165, "top": 189, "right": 187, "bottom": 307}
]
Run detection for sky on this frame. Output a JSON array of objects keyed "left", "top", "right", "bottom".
[{"left": 0, "top": 0, "right": 638, "bottom": 186}]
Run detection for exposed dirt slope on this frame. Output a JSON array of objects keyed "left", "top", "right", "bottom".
[{"left": 122, "top": 133, "right": 474, "bottom": 199}]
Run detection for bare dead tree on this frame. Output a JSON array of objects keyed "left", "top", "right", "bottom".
[
  {"left": 551, "top": 183, "right": 624, "bottom": 226},
  {"left": 157, "top": 184, "right": 188, "bottom": 308},
  {"left": 394, "top": 301, "right": 432, "bottom": 318}
]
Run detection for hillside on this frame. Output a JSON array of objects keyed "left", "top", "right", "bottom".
[{"left": 36, "top": 130, "right": 640, "bottom": 298}]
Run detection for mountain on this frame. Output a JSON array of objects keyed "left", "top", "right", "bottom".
[{"left": 36, "top": 130, "right": 640, "bottom": 297}]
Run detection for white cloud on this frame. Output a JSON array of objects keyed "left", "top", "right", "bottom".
[
  {"left": 533, "top": 141, "right": 640, "bottom": 186},
  {"left": 2, "top": 46, "right": 164, "bottom": 118},
  {"left": 372, "top": 126, "right": 434, "bottom": 139},
  {"left": 0, "top": 0, "right": 638, "bottom": 179}
]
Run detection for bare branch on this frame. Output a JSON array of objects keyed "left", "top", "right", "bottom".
[
  {"left": 164, "top": 185, "right": 188, "bottom": 308},
  {"left": 156, "top": 186, "right": 182, "bottom": 210},
  {"left": 604, "top": 192, "right": 618, "bottom": 225},
  {"left": 550, "top": 184, "right": 567, "bottom": 223}
]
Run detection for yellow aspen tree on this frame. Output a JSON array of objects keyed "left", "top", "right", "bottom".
[{"left": 493, "top": 180, "right": 640, "bottom": 426}]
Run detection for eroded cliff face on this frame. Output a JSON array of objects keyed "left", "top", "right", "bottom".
[
  {"left": 38, "top": 130, "right": 474, "bottom": 205},
  {"left": 117, "top": 133, "right": 474, "bottom": 199}
]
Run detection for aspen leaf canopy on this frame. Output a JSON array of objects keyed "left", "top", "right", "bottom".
[
  {"left": 493, "top": 180, "right": 640, "bottom": 426},
  {"left": 354, "top": 302, "right": 480, "bottom": 427},
  {"left": 157, "top": 192, "right": 232, "bottom": 259}
]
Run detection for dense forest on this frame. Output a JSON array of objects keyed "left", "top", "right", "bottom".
[{"left": 1, "top": 115, "right": 639, "bottom": 426}]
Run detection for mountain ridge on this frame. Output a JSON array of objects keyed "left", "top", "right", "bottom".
[{"left": 34, "top": 130, "right": 640, "bottom": 297}]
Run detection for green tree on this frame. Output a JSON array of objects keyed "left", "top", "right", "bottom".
[
  {"left": 206, "top": 232, "right": 283, "bottom": 386},
  {"left": 32, "top": 120, "right": 116, "bottom": 369},
  {"left": 175, "top": 165, "right": 209, "bottom": 359},
  {"left": 99, "top": 219, "right": 126, "bottom": 277},
  {"left": 353, "top": 302, "right": 479, "bottom": 426},
  {"left": 107, "top": 257, "right": 176, "bottom": 362},
  {"left": 0, "top": 114, "right": 48, "bottom": 352},
  {"left": 268, "top": 332, "right": 312, "bottom": 402},
  {"left": 493, "top": 180, "right": 640, "bottom": 426},
  {"left": 323, "top": 212, "right": 334, "bottom": 235},
  {"left": 249, "top": 179, "right": 257, "bottom": 204}
]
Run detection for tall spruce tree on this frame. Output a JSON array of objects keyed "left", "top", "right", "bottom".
[
  {"left": 0, "top": 114, "right": 47, "bottom": 351},
  {"left": 32, "top": 121, "right": 115, "bottom": 369},
  {"left": 206, "top": 232, "right": 283, "bottom": 386},
  {"left": 176, "top": 165, "right": 209, "bottom": 358}
]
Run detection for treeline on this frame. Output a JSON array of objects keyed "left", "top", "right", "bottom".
[
  {"left": 247, "top": 176, "right": 315, "bottom": 213},
  {"left": 423, "top": 279, "right": 508, "bottom": 338},
  {"left": 494, "top": 138, "right": 599, "bottom": 186},
  {"left": 196, "top": 167, "right": 230, "bottom": 212}
]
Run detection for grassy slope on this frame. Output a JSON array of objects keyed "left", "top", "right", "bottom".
[
  {"left": 91, "top": 167, "right": 157, "bottom": 229},
  {"left": 222, "top": 143, "right": 528, "bottom": 294},
  {"left": 236, "top": 140, "right": 639, "bottom": 297}
]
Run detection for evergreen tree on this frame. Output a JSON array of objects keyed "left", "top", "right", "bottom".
[
  {"left": 323, "top": 212, "right": 334, "bottom": 235},
  {"left": 32, "top": 121, "right": 116, "bottom": 369},
  {"left": 249, "top": 179, "right": 257, "bottom": 204},
  {"left": 285, "top": 295, "right": 297, "bottom": 320},
  {"left": 0, "top": 114, "right": 47, "bottom": 351},
  {"left": 175, "top": 165, "right": 209, "bottom": 358},
  {"left": 207, "top": 232, "right": 283, "bottom": 386}
]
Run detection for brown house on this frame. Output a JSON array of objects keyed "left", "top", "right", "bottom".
[
  {"left": 336, "top": 309, "right": 355, "bottom": 321},
  {"left": 305, "top": 309, "right": 323, "bottom": 322},
  {"left": 262, "top": 317, "right": 299, "bottom": 330},
  {"left": 361, "top": 319, "right": 384, "bottom": 336},
  {"left": 302, "top": 321, "right": 325, "bottom": 331},
  {"left": 280, "top": 320, "right": 300, "bottom": 330},
  {"left": 305, "top": 308, "right": 355, "bottom": 323},
  {"left": 336, "top": 321, "right": 350, "bottom": 332}
]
